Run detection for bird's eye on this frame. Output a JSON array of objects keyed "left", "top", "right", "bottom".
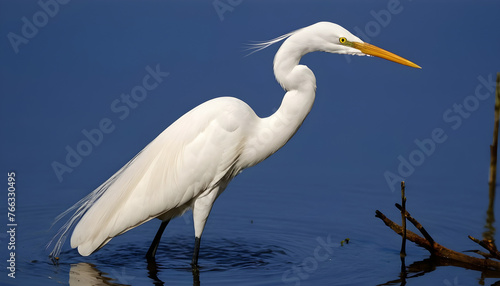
[{"left": 339, "top": 37, "right": 347, "bottom": 44}]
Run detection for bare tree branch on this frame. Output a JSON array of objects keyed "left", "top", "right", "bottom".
[{"left": 375, "top": 209, "right": 500, "bottom": 271}]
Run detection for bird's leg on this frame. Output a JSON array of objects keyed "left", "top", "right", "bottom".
[
  {"left": 146, "top": 219, "right": 170, "bottom": 260},
  {"left": 191, "top": 236, "right": 201, "bottom": 267},
  {"left": 146, "top": 257, "right": 164, "bottom": 284},
  {"left": 191, "top": 186, "right": 221, "bottom": 267},
  {"left": 192, "top": 254, "right": 201, "bottom": 286}
]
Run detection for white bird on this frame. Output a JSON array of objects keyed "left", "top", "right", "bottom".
[{"left": 49, "top": 21, "right": 420, "bottom": 266}]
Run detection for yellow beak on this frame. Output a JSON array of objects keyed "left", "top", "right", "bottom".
[{"left": 352, "top": 42, "right": 421, "bottom": 69}]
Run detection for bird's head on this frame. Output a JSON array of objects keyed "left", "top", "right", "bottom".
[{"left": 307, "top": 21, "right": 421, "bottom": 68}]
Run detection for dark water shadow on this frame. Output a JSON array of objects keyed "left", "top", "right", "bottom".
[
  {"left": 377, "top": 255, "right": 500, "bottom": 286},
  {"left": 56, "top": 235, "right": 289, "bottom": 285}
]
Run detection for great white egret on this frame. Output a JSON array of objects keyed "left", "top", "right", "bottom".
[{"left": 49, "top": 21, "right": 420, "bottom": 266}]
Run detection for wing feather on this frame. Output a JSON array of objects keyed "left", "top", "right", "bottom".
[{"left": 49, "top": 97, "right": 255, "bottom": 257}]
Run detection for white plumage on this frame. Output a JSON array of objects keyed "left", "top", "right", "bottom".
[
  {"left": 71, "top": 97, "right": 256, "bottom": 256},
  {"left": 49, "top": 22, "right": 419, "bottom": 265}
]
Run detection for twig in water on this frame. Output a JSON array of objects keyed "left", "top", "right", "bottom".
[
  {"left": 489, "top": 73, "right": 500, "bottom": 193},
  {"left": 469, "top": 235, "right": 500, "bottom": 260},
  {"left": 395, "top": 203, "right": 435, "bottom": 246},
  {"left": 376, "top": 206, "right": 500, "bottom": 271},
  {"left": 486, "top": 73, "right": 500, "bottom": 242},
  {"left": 400, "top": 181, "right": 407, "bottom": 277}
]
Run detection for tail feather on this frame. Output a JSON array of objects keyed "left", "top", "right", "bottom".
[{"left": 46, "top": 150, "right": 144, "bottom": 259}]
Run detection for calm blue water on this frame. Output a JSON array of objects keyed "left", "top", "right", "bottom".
[{"left": 2, "top": 172, "right": 500, "bottom": 285}]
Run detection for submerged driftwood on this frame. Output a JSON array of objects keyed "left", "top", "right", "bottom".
[{"left": 376, "top": 205, "right": 500, "bottom": 271}]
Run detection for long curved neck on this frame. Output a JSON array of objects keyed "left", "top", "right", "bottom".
[{"left": 245, "top": 34, "right": 318, "bottom": 166}]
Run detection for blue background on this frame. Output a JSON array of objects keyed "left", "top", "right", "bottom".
[
  {"left": 2, "top": 0, "right": 499, "bottom": 200},
  {"left": 1, "top": 0, "right": 500, "bottom": 285}
]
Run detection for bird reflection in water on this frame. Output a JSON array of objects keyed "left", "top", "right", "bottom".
[{"left": 69, "top": 261, "right": 201, "bottom": 286}]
